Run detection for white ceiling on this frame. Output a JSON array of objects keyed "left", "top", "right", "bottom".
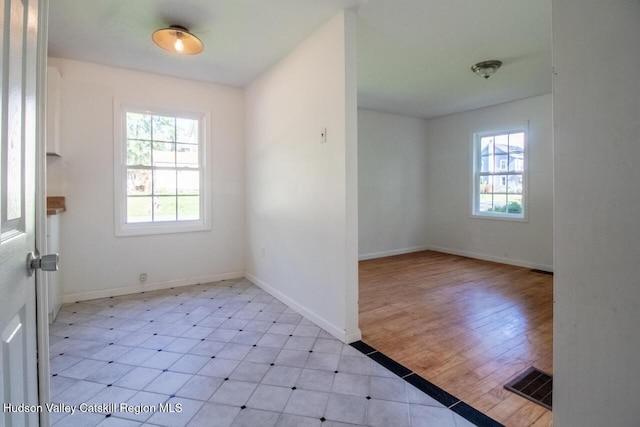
[
  {"left": 357, "top": 0, "right": 552, "bottom": 118},
  {"left": 48, "top": 0, "right": 551, "bottom": 120}
]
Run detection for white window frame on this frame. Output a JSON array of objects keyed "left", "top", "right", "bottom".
[
  {"left": 114, "top": 100, "right": 211, "bottom": 236},
  {"left": 471, "top": 126, "right": 528, "bottom": 221}
]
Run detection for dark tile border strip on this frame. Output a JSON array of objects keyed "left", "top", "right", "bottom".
[
  {"left": 530, "top": 269, "right": 554, "bottom": 275},
  {"left": 404, "top": 373, "right": 459, "bottom": 408},
  {"left": 368, "top": 351, "right": 412, "bottom": 378},
  {"left": 350, "top": 340, "right": 376, "bottom": 355},
  {"left": 450, "top": 402, "right": 505, "bottom": 427},
  {"left": 350, "top": 340, "right": 505, "bottom": 427}
]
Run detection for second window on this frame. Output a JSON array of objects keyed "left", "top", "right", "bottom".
[{"left": 473, "top": 130, "right": 526, "bottom": 219}]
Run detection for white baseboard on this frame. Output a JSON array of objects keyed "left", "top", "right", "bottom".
[
  {"left": 427, "top": 245, "right": 554, "bottom": 272},
  {"left": 358, "top": 245, "right": 430, "bottom": 261},
  {"left": 62, "top": 271, "right": 245, "bottom": 304},
  {"left": 245, "top": 272, "right": 361, "bottom": 344},
  {"left": 49, "top": 303, "right": 62, "bottom": 324}
]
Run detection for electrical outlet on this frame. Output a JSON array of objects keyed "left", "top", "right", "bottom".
[
  {"left": 320, "top": 127, "right": 327, "bottom": 144},
  {"left": 139, "top": 273, "right": 147, "bottom": 283}
]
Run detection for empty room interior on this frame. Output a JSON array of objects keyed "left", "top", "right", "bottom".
[
  {"left": 32, "top": 0, "right": 640, "bottom": 427},
  {"left": 45, "top": 2, "right": 548, "bottom": 427},
  {"left": 358, "top": 88, "right": 554, "bottom": 423},
  {"left": 356, "top": 3, "right": 553, "bottom": 424},
  {"left": 358, "top": 102, "right": 554, "bottom": 423}
]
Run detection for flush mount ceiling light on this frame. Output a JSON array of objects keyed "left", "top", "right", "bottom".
[
  {"left": 471, "top": 60, "right": 502, "bottom": 79},
  {"left": 152, "top": 25, "right": 204, "bottom": 55}
]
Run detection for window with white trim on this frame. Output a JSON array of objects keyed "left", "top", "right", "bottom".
[
  {"left": 114, "top": 104, "right": 210, "bottom": 236},
  {"left": 472, "top": 129, "right": 526, "bottom": 219}
]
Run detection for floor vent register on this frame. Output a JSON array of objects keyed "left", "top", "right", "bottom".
[{"left": 504, "top": 367, "right": 553, "bottom": 410}]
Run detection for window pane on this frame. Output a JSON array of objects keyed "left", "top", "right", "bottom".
[
  {"left": 154, "top": 196, "right": 177, "bottom": 221},
  {"left": 126, "top": 139, "right": 151, "bottom": 166},
  {"left": 507, "top": 195, "right": 523, "bottom": 214},
  {"left": 509, "top": 132, "right": 525, "bottom": 149},
  {"left": 478, "top": 186, "right": 493, "bottom": 213},
  {"left": 480, "top": 155, "right": 491, "bottom": 173},
  {"left": 178, "top": 196, "right": 200, "bottom": 220},
  {"left": 495, "top": 155, "right": 508, "bottom": 171},
  {"left": 178, "top": 170, "right": 199, "bottom": 195},
  {"left": 127, "top": 169, "right": 151, "bottom": 195},
  {"left": 479, "top": 176, "right": 491, "bottom": 194},
  {"left": 154, "top": 170, "right": 176, "bottom": 195},
  {"left": 481, "top": 137, "right": 493, "bottom": 173},
  {"left": 481, "top": 136, "right": 493, "bottom": 153},
  {"left": 176, "top": 143, "right": 199, "bottom": 167},
  {"left": 510, "top": 155, "right": 524, "bottom": 172},
  {"left": 495, "top": 134, "right": 508, "bottom": 146},
  {"left": 509, "top": 133, "right": 525, "bottom": 172},
  {"left": 508, "top": 175, "right": 522, "bottom": 194},
  {"left": 493, "top": 175, "right": 507, "bottom": 193},
  {"left": 153, "top": 142, "right": 175, "bottom": 167},
  {"left": 492, "top": 193, "right": 507, "bottom": 212},
  {"left": 126, "top": 112, "right": 151, "bottom": 140},
  {"left": 127, "top": 196, "right": 152, "bottom": 223},
  {"left": 152, "top": 115, "right": 176, "bottom": 142},
  {"left": 176, "top": 118, "right": 198, "bottom": 144}
]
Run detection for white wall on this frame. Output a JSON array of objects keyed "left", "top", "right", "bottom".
[
  {"left": 358, "top": 109, "right": 429, "bottom": 259},
  {"left": 245, "top": 11, "right": 360, "bottom": 343},
  {"left": 47, "top": 58, "right": 245, "bottom": 301},
  {"left": 425, "top": 94, "right": 553, "bottom": 270},
  {"left": 553, "top": 1, "right": 640, "bottom": 425}
]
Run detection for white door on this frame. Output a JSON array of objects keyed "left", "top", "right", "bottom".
[{"left": 1, "top": 0, "right": 42, "bottom": 425}]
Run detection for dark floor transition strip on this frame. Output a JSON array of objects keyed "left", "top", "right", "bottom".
[
  {"left": 504, "top": 366, "right": 553, "bottom": 410},
  {"left": 530, "top": 268, "right": 554, "bottom": 275},
  {"left": 350, "top": 341, "right": 505, "bottom": 427}
]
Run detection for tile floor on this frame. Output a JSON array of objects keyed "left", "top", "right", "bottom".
[{"left": 49, "top": 278, "right": 475, "bottom": 427}]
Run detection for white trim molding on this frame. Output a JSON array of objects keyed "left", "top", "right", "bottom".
[
  {"left": 427, "top": 245, "right": 553, "bottom": 273},
  {"left": 62, "top": 271, "right": 243, "bottom": 303},
  {"left": 245, "top": 272, "right": 362, "bottom": 344},
  {"left": 358, "top": 245, "right": 431, "bottom": 261}
]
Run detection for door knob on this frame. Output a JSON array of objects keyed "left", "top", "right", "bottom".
[{"left": 27, "top": 251, "right": 59, "bottom": 276}]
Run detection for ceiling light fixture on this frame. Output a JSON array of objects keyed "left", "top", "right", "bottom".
[
  {"left": 471, "top": 60, "right": 502, "bottom": 79},
  {"left": 152, "top": 25, "right": 203, "bottom": 55}
]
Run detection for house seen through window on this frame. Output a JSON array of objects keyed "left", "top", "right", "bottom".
[{"left": 473, "top": 130, "right": 526, "bottom": 219}]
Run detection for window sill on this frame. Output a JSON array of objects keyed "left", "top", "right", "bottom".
[
  {"left": 470, "top": 213, "right": 528, "bottom": 223},
  {"left": 115, "top": 221, "right": 210, "bottom": 237}
]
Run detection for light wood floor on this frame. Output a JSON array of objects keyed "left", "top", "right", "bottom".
[{"left": 359, "top": 251, "right": 553, "bottom": 427}]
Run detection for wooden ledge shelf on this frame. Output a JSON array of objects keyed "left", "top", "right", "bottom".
[{"left": 47, "top": 196, "right": 66, "bottom": 215}]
